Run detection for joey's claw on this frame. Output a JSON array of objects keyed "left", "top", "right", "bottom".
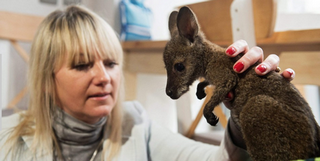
[
  {"left": 204, "top": 113, "right": 219, "bottom": 126},
  {"left": 207, "top": 116, "right": 219, "bottom": 126}
]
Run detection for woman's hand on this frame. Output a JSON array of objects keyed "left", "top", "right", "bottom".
[
  {"left": 224, "top": 40, "right": 295, "bottom": 102},
  {"left": 226, "top": 40, "right": 295, "bottom": 77}
]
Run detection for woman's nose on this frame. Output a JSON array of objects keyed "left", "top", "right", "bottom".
[{"left": 92, "top": 62, "right": 110, "bottom": 86}]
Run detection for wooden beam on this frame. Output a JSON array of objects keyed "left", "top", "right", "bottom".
[
  {"left": 185, "top": 85, "right": 228, "bottom": 138},
  {"left": 6, "top": 86, "right": 28, "bottom": 109},
  {"left": 122, "top": 41, "right": 167, "bottom": 51},
  {"left": 10, "top": 40, "right": 30, "bottom": 62},
  {"left": 0, "top": 11, "right": 44, "bottom": 42},
  {"left": 252, "top": 0, "right": 277, "bottom": 38},
  {"left": 257, "top": 29, "right": 320, "bottom": 44},
  {"left": 122, "top": 29, "right": 320, "bottom": 53},
  {"left": 124, "top": 50, "right": 166, "bottom": 74},
  {"left": 279, "top": 51, "right": 320, "bottom": 86},
  {"left": 123, "top": 70, "right": 137, "bottom": 101}
]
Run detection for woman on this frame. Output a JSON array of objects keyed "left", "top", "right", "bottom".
[{"left": 0, "top": 5, "right": 295, "bottom": 161}]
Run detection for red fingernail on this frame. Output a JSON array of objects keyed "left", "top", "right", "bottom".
[
  {"left": 287, "top": 70, "right": 294, "bottom": 79},
  {"left": 234, "top": 62, "right": 244, "bottom": 72},
  {"left": 257, "top": 64, "right": 267, "bottom": 73},
  {"left": 226, "top": 92, "right": 232, "bottom": 99},
  {"left": 226, "top": 47, "right": 236, "bottom": 55}
]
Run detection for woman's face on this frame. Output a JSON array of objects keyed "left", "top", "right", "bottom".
[{"left": 54, "top": 54, "right": 121, "bottom": 124}]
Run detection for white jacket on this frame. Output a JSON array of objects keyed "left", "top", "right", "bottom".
[{"left": 0, "top": 101, "right": 251, "bottom": 161}]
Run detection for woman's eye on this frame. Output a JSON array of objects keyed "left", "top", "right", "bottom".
[
  {"left": 104, "top": 61, "right": 118, "bottom": 68},
  {"left": 73, "top": 64, "right": 91, "bottom": 71}
]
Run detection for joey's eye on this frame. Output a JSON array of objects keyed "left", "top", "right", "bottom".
[{"left": 174, "top": 63, "right": 185, "bottom": 72}]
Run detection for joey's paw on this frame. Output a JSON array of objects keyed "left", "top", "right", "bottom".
[
  {"left": 196, "top": 81, "right": 209, "bottom": 99},
  {"left": 196, "top": 89, "right": 206, "bottom": 99},
  {"left": 205, "top": 113, "right": 219, "bottom": 126}
]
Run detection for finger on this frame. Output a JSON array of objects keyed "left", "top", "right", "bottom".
[
  {"left": 233, "top": 46, "right": 264, "bottom": 73},
  {"left": 225, "top": 92, "right": 233, "bottom": 101},
  {"left": 223, "top": 91, "right": 234, "bottom": 109},
  {"left": 225, "top": 39, "right": 249, "bottom": 57},
  {"left": 281, "top": 68, "right": 295, "bottom": 81},
  {"left": 255, "top": 54, "right": 279, "bottom": 75}
]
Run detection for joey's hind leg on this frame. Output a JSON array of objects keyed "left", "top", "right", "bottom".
[
  {"left": 203, "top": 81, "right": 236, "bottom": 126},
  {"left": 203, "top": 104, "right": 219, "bottom": 126},
  {"left": 203, "top": 94, "right": 225, "bottom": 126},
  {"left": 241, "top": 95, "right": 314, "bottom": 161},
  {"left": 203, "top": 71, "right": 237, "bottom": 126}
]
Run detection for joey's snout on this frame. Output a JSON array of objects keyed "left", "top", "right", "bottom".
[
  {"left": 167, "top": 89, "right": 183, "bottom": 100},
  {"left": 165, "top": 77, "right": 180, "bottom": 99},
  {"left": 166, "top": 89, "right": 174, "bottom": 99},
  {"left": 166, "top": 88, "right": 179, "bottom": 99},
  {"left": 165, "top": 82, "right": 189, "bottom": 100}
]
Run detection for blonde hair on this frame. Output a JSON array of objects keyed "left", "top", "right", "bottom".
[{"left": 3, "top": 5, "right": 123, "bottom": 160}]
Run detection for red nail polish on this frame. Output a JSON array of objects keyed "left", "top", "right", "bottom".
[
  {"left": 257, "top": 64, "right": 267, "bottom": 73},
  {"left": 226, "top": 47, "right": 236, "bottom": 55},
  {"left": 226, "top": 92, "right": 232, "bottom": 99},
  {"left": 234, "top": 62, "right": 244, "bottom": 72},
  {"left": 287, "top": 70, "right": 293, "bottom": 76}
]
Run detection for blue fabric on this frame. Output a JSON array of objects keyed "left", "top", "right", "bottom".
[{"left": 120, "top": 0, "right": 152, "bottom": 41}]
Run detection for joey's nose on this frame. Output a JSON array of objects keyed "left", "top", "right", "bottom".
[
  {"left": 166, "top": 89, "right": 173, "bottom": 97},
  {"left": 166, "top": 89, "right": 179, "bottom": 99}
]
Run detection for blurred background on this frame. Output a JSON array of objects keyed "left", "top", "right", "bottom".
[{"left": 1, "top": 0, "right": 319, "bottom": 143}]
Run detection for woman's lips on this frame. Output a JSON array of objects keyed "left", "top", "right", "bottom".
[{"left": 88, "top": 93, "right": 110, "bottom": 100}]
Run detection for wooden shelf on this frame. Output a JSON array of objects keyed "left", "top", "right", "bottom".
[{"left": 122, "top": 29, "right": 320, "bottom": 56}]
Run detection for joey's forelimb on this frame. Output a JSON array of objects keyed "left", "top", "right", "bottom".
[{"left": 196, "top": 81, "right": 209, "bottom": 99}]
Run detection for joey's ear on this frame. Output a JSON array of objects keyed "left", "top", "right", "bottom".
[
  {"left": 168, "top": 11, "right": 178, "bottom": 37},
  {"left": 177, "top": 6, "right": 199, "bottom": 43}
]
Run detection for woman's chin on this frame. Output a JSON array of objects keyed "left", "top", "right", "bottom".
[{"left": 91, "top": 105, "right": 113, "bottom": 117}]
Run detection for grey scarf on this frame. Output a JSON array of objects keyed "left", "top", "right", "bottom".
[{"left": 52, "top": 108, "right": 107, "bottom": 161}]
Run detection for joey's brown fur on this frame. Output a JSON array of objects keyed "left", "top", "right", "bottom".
[{"left": 163, "top": 6, "right": 320, "bottom": 161}]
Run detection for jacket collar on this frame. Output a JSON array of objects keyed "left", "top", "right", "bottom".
[{"left": 22, "top": 134, "right": 53, "bottom": 160}]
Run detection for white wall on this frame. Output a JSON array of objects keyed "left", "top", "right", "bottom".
[
  {"left": 0, "top": 0, "right": 64, "bottom": 16},
  {"left": 82, "top": 0, "right": 121, "bottom": 34},
  {"left": 305, "top": 85, "right": 320, "bottom": 123},
  {"left": 144, "top": 0, "right": 208, "bottom": 40},
  {"left": 276, "top": 0, "right": 320, "bottom": 32},
  {"left": 0, "top": 51, "right": 2, "bottom": 130},
  {"left": 0, "top": 40, "right": 10, "bottom": 110},
  {"left": 278, "top": 0, "right": 320, "bottom": 14},
  {"left": 136, "top": 74, "right": 177, "bottom": 132}
]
